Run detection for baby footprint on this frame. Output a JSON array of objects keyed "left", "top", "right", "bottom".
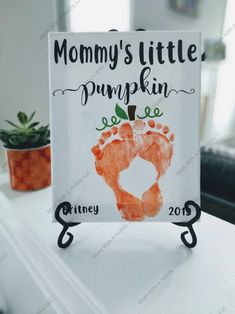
[{"left": 91, "top": 120, "right": 174, "bottom": 221}]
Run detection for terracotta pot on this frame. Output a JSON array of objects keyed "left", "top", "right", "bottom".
[{"left": 5, "top": 144, "right": 51, "bottom": 191}]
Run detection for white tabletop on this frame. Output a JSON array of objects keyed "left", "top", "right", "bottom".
[{"left": 0, "top": 172, "right": 235, "bottom": 314}]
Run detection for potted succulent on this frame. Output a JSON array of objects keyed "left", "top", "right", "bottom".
[{"left": 0, "top": 111, "right": 51, "bottom": 191}]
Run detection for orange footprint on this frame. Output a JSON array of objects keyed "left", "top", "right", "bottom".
[{"left": 91, "top": 120, "right": 174, "bottom": 221}]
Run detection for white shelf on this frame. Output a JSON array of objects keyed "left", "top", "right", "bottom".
[{"left": 0, "top": 173, "right": 235, "bottom": 314}]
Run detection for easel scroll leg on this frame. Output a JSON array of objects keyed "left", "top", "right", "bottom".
[{"left": 173, "top": 200, "right": 201, "bottom": 248}]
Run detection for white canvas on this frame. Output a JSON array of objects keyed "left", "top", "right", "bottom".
[{"left": 49, "top": 31, "right": 201, "bottom": 222}]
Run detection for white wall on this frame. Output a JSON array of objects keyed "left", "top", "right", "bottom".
[
  {"left": 213, "top": 0, "right": 235, "bottom": 139},
  {"left": 130, "top": 0, "right": 226, "bottom": 40},
  {"left": 0, "top": 0, "right": 66, "bottom": 171},
  {"left": 69, "top": 0, "right": 130, "bottom": 32}
]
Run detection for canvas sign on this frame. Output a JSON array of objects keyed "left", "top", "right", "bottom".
[{"left": 49, "top": 31, "right": 201, "bottom": 222}]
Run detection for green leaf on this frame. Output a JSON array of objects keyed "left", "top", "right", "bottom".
[
  {"left": 5, "top": 120, "right": 20, "bottom": 129},
  {"left": 28, "top": 122, "right": 40, "bottom": 129},
  {"left": 22, "top": 112, "right": 28, "bottom": 124},
  {"left": 115, "top": 104, "right": 128, "bottom": 120},
  {"left": 17, "top": 112, "right": 24, "bottom": 125},
  {"left": 17, "top": 111, "right": 27, "bottom": 125},
  {"left": 27, "top": 111, "right": 36, "bottom": 123},
  {"left": 9, "top": 135, "right": 20, "bottom": 146},
  {"left": 18, "top": 134, "right": 29, "bottom": 144}
]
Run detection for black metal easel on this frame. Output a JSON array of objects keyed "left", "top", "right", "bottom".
[
  {"left": 55, "top": 200, "right": 201, "bottom": 249},
  {"left": 55, "top": 28, "right": 202, "bottom": 249}
]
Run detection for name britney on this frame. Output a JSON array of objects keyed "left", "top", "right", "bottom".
[{"left": 62, "top": 203, "right": 99, "bottom": 216}]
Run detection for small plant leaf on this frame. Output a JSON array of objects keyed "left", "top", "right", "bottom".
[
  {"left": 28, "top": 122, "right": 40, "bottom": 129},
  {"left": 22, "top": 112, "right": 28, "bottom": 124},
  {"left": 115, "top": 104, "right": 128, "bottom": 120},
  {"left": 17, "top": 111, "right": 27, "bottom": 125},
  {"left": 9, "top": 135, "right": 20, "bottom": 146},
  {"left": 18, "top": 135, "right": 29, "bottom": 144},
  {"left": 17, "top": 112, "right": 24, "bottom": 125},
  {"left": 27, "top": 111, "right": 36, "bottom": 123},
  {"left": 5, "top": 120, "right": 20, "bottom": 129},
  {"left": 31, "top": 134, "right": 41, "bottom": 143}
]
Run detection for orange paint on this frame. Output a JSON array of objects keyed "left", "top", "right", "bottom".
[
  {"left": 134, "top": 119, "right": 145, "bottom": 130},
  {"left": 170, "top": 133, "right": 175, "bottom": 141},
  {"left": 136, "top": 132, "right": 173, "bottom": 178},
  {"left": 119, "top": 123, "right": 133, "bottom": 139},
  {"left": 92, "top": 121, "right": 174, "bottom": 221},
  {"left": 111, "top": 126, "right": 118, "bottom": 135},
  {"left": 163, "top": 125, "right": 169, "bottom": 134},
  {"left": 146, "top": 130, "right": 154, "bottom": 135},
  {"left": 91, "top": 144, "right": 100, "bottom": 155},
  {"left": 102, "top": 130, "right": 111, "bottom": 140},
  {"left": 142, "top": 182, "right": 163, "bottom": 217},
  {"left": 148, "top": 120, "right": 155, "bottom": 128},
  {"left": 91, "top": 144, "right": 103, "bottom": 160}
]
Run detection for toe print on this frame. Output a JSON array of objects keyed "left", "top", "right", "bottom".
[{"left": 92, "top": 120, "right": 174, "bottom": 221}]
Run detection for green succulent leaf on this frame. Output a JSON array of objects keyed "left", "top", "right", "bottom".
[
  {"left": 18, "top": 134, "right": 29, "bottom": 144},
  {"left": 27, "top": 111, "right": 36, "bottom": 123},
  {"left": 17, "top": 112, "right": 23, "bottom": 124},
  {"left": 31, "top": 134, "right": 41, "bottom": 143},
  {"left": 17, "top": 112, "right": 25, "bottom": 125},
  {"left": 9, "top": 135, "right": 20, "bottom": 146},
  {"left": 22, "top": 112, "right": 28, "bottom": 124},
  {"left": 5, "top": 120, "right": 20, "bottom": 129},
  {"left": 28, "top": 122, "right": 40, "bottom": 129},
  {"left": 115, "top": 104, "right": 128, "bottom": 120}
]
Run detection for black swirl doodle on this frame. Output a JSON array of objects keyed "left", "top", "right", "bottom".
[{"left": 166, "top": 88, "right": 195, "bottom": 97}]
